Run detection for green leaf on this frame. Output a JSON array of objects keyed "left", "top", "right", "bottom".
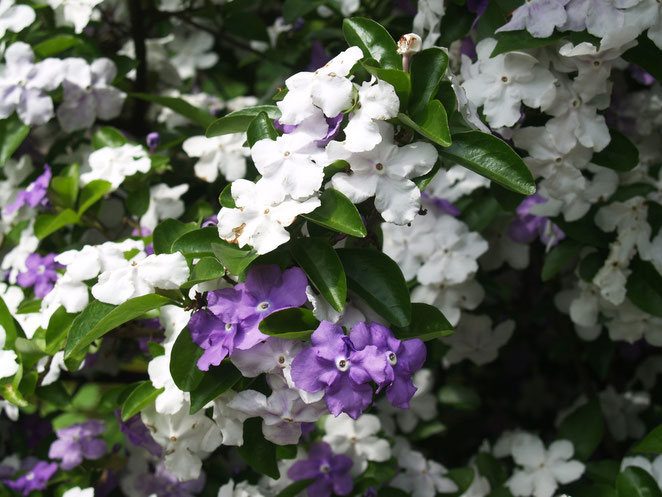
[
  {"left": 92, "top": 126, "right": 127, "bottom": 149},
  {"left": 476, "top": 453, "right": 506, "bottom": 488},
  {"left": 586, "top": 460, "right": 622, "bottom": 485},
  {"left": 152, "top": 219, "right": 198, "bottom": 254},
  {"left": 460, "top": 195, "right": 500, "bottom": 232},
  {"left": 50, "top": 175, "right": 78, "bottom": 209},
  {"left": 126, "top": 187, "right": 151, "bottom": 217},
  {"left": 182, "top": 257, "right": 226, "bottom": 289},
  {"left": 258, "top": 308, "right": 320, "bottom": 340},
  {"left": 623, "top": 35, "right": 662, "bottom": 83},
  {"left": 131, "top": 93, "right": 215, "bottom": 128},
  {"left": 0, "top": 116, "right": 29, "bottom": 167},
  {"left": 409, "top": 48, "right": 449, "bottom": 117},
  {"left": 557, "top": 398, "right": 604, "bottom": 460},
  {"left": 611, "top": 183, "right": 658, "bottom": 203},
  {"left": 626, "top": 258, "right": 662, "bottom": 318},
  {"left": 447, "top": 467, "right": 476, "bottom": 495},
  {"left": 302, "top": 189, "right": 367, "bottom": 238},
  {"left": 45, "top": 306, "right": 75, "bottom": 355},
  {"left": 275, "top": 479, "right": 315, "bottom": 497},
  {"left": 64, "top": 295, "right": 174, "bottom": 359},
  {"left": 121, "top": 381, "right": 163, "bottom": 421},
  {"left": 378, "top": 489, "right": 410, "bottom": 497},
  {"left": 337, "top": 248, "right": 411, "bottom": 327},
  {"left": 554, "top": 212, "right": 611, "bottom": 248},
  {"left": 439, "top": 131, "right": 535, "bottom": 195},
  {"left": 592, "top": 129, "right": 639, "bottom": 172},
  {"left": 189, "top": 362, "right": 242, "bottom": 414},
  {"left": 394, "top": 303, "right": 453, "bottom": 341},
  {"left": 634, "top": 424, "right": 662, "bottom": 454},
  {"left": 0, "top": 297, "right": 20, "bottom": 349},
  {"left": 291, "top": 238, "right": 347, "bottom": 313},
  {"left": 211, "top": 241, "right": 260, "bottom": 276},
  {"left": 282, "top": 0, "right": 323, "bottom": 23},
  {"left": 238, "top": 418, "right": 280, "bottom": 479},
  {"left": 541, "top": 240, "right": 581, "bottom": 282},
  {"left": 171, "top": 227, "right": 222, "bottom": 258},
  {"left": 35, "top": 382, "right": 72, "bottom": 408},
  {"left": 33, "top": 35, "right": 82, "bottom": 57},
  {"left": 34, "top": 209, "right": 79, "bottom": 239},
  {"left": 77, "top": 180, "right": 111, "bottom": 215},
  {"left": 343, "top": 18, "right": 402, "bottom": 70},
  {"left": 579, "top": 252, "right": 604, "bottom": 282},
  {"left": 398, "top": 100, "right": 452, "bottom": 147},
  {"left": 438, "top": 384, "right": 481, "bottom": 410},
  {"left": 362, "top": 63, "right": 411, "bottom": 109},
  {"left": 491, "top": 182, "right": 526, "bottom": 212},
  {"left": 491, "top": 30, "right": 565, "bottom": 57},
  {"left": 246, "top": 112, "right": 279, "bottom": 147},
  {"left": 616, "top": 467, "right": 662, "bottom": 497},
  {"left": 206, "top": 105, "right": 281, "bottom": 137},
  {"left": 219, "top": 183, "right": 236, "bottom": 208},
  {"left": 169, "top": 328, "right": 205, "bottom": 392}
]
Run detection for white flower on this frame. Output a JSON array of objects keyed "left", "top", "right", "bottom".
[
  {"left": 141, "top": 183, "right": 189, "bottom": 231},
  {"left": 277, "top": 46, "right": 364, "bottom": 125},
  {"left": 442, "top": 314, "right": 515, "bottom": 366},
  {"left": 148, "top": 353, "right": 188, "bottom": 415},
  {"left": 218, "top": 479, "right": 266, "bottom": 497},
  {"left": 0, "top": 325, "right": 19, "bottom": 379},
  {"left": 306, "top": 287, "right": 368, "bottom": 331},
  {"left": 461, "top": 469, "right": 491, "bottom": 497},
  {"left": 599, "top": 387, "right": 650, "bottom": 441},
  {"left": 479, "top": 221, "right": 531, "bottom": 271},
  {"left": 413, "top": 0, "right": 445, "bottom": 48},
  {"left": 47, "top": 0, "right": 103, "bottom": 33},
  {"left": 391, "top": 448, "right": 458, "bottom": 497},
  {"left": 1, "top": 221, "right": 38, "bottom": 283},
  {"left": 621, "top": 455, "right": 662, "bottom": 488},
  {"left": 217, "top": 179, "right": 321, "bottom": 255},
  {"left": 604, "top": 300, "right": 662, "bottom": 346},
  {"left": 92, "top": 252, "right": 190, "bottom": 305},
  {"left": 412, "top": 280, "right": 485, "bottom": 327},
  {"left": 323, "top": 413, "right": 391, "bottom": 475},
  {"left": 213, "top": 391, "right": 249, "bottom": 446},
  {"left": 506, "top": 434, "right": 585, "bottom": 497},
  {"left": 141, "top": 402, "right": 223, "bottom": 481},
  {"left": 343, "top": 78, "right": 400, "bottom": 152},
  {"left": 81, "top": 144, "right": 151, "bottom": 191},
  {"left": 461, "top": 38, "right": 556, "bottom": 129},
  {"left": 496, "top": 0, "right": 569, "bottom": 38},
  {"left": 0, "top": 0, "right": 35, "bottom": 38},
  {"left": 57, "top": 58, "right": 126, "bottom": 132},
  {"left": 169, "top": 30, "right": 218, "bottom": 79},
  {"left": 328, "top": 122, "right": 437, "bottom": 225},
  {"left": 183, "top": 134, "right": 249, "bottom": 183},
  {"left": 156, "top": 90, "right": 225, "bottom": 128},
  {"left": 426, "top": 165, "right": 490, "bottom": 204},
  {"left": 62, "top": 487, "right": 94, "bottom": 497}
]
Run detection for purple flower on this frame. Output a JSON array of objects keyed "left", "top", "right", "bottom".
[
  {"left": 201, "top": 215, "right": 218, "bottom": 227},
  {"left": 306, "top": 40, "right": 331, "bottom": 72},
  {"left": 349, "top": 322, "right": 426, "bottom": 408},
  {"left": 16, "top": 253, "right": 62, "bottom": 298},
  {"left": 459, "top": 36, "right": 477, "bottom": 60},
  {"left": 147, "top": 132, "right": 160, "bottom": 153},
  {"left": 467, "top": 0, "right": 489, "bottom": 28},
  {"left": 5, "top": 458, "right": 57, "bottom": 496},
  {"left": 116, "top": 412, "right": 162, "bottom": 457},
  {"left": 291, "top": 321, "right": 388, "bottom": 419},
  {"left": 288, "top": 442, "right": 353, "bottom": 497},
  {"left": 5, "top": 164, "right": 51, "bottom": 215},
  {"left": 630, "top": 66, "right": 655, "bottom": 86},
  {"left": 48, "top": 420, "right": 107, "bottom": 470},
  {"left": 421, "top": 192, "right": 461, "bottom": 216},
  {"left": 508, "top": 194, "right": 565, "bottom": 246},
  {"left": 274, "top": 114, "right": 343, "bottom": 148},
  {"left": 495, "top": 0, "right": 570, "bottom": 38},
  {"left": 135, "top": 463, "right": 205, "bottom": 497},
  {"left": 189, "top": 265, "right": 308, "bottom": 370}
]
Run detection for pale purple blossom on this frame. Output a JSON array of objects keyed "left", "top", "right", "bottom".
[
  {"left": 4, "top": 458, "right": 58, "bottom": 496},
  {"left": 508, "top": 194, "right": 565, "bottom": 245},
  {"left": 288, "top": 441, "right": 354, "bottom": 497},
  {"left": 16, "top": 253, "right": 62, "bottom": 298},
  {"left": 48, "top": 420, "right": 107, "bottom": 470},
  {"left": 496, "top": 0, "right": 570, "bottom": 38},
  {"left": 116, "top": 412, "right": 162, "bottom": 457},
  {"left": 5, "top": 164, "right": 51, "bottom": 215},
  {"left": 135, "top": 463, "right": 205, "bottom": 497},
  {"left": 147, "top": 132, "right": 161, "bottom": 153}
]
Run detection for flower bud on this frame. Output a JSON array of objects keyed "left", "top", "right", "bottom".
[{"left": 397, "top": 33, "right": 422, "bottom": 55}]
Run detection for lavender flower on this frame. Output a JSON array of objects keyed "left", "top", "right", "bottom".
[
  {"left": 16, "top": 253, "right": 62, "bottom": 298},
  {"left": 189, "top": 265, "right": 308, "bottom": 370},
  {"left": 291, "top": 321, "right": 388, "bottom": 419},
  {"left": 288, "top": 441, "right": 353, "bottom": 497},
  {"left": 135, "top": 463, "right": 205, "bottom": 497},
  {"left": 116, "top": 412, "right": 162, "bottom": 457},
  {"left": 5, "top": 458, "right": 58, "bottom": 496},
  {"left": 496, "top": 0, "right": 570, "bottom": 38},
  {"left": 350, "top": 322, "right": 426, "bottom": 408},
  {"left": 5, "top": 164, "right": 51, "bottom": 215},
  {"left": 274, "top": 114, "right": 343, "bottom": 147},
  {"left": 48, "top": 420, "right": 107, "bottom": 470},
  {"left": 508, "top": 194, "right": 565, "bottom": 246},
  {"left": 147, "top": 132, "right": 161, "bottom": 153}
]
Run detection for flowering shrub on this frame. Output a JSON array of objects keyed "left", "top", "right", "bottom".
[{"left": 1, "top": 1, "right": 662, "bottom": 497}]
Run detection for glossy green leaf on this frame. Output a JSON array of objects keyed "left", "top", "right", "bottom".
[
  {"left": 0, "top": 116, "right": 29, "bottom": 167},
  {"left": 50, "top": 176, "right": 77, "bottom": 209},
  {"left": 171, "top": 226, "right": 222, "bottom": 258},
  {"left": 246, "top": 111, "right": 279, "bottom": 147},
  {"left": 460, "top": 195, "right": 500, "bottom": 232},
  {"left": 337, "top": 248, "right": 411, "bottom": 327},
  {"left": 475, "top": 453, "right": 506, "bottom": 487},
  {"left": 592, "top": 129, "right": 639, "bottom": 172},
  {"left": 275, "top": 479, "right": 315, "bottom": 497},
  {"left": 447, "top": 467, "right": 476, "bottom": 495},
  {"left": 92, "top": 126, "right": 127, "bottom": 149},
  {"left": 131, "top": 93, "right": 215, "bottom": 128},
  {"left": 291, "top": 238, "right": 347, "bottom": 313},
  {"left": 121, "top": 381, "right": 163, "bottom": 421},
  {"left": 77, "top": 180, "right": 112, "bottom": 215},
  {"left": 438, "top": 131, "right": 536, "bottom": 195},
  {"left": 152, "top": 219, "right": 198, "bottom": 254},
  {"left": 206, "top": 105, "right": 281, "bottom": 137},
  {"left": 126, "top": 187, "right": 151, "bottom": 217},
  {"left": 182, "top": 257, "right": 226, "bottom": 289},
  {"left": 623, "top": 35, "right": 662, "bottom": 83},
  {"left": 238, "top": 418, "right": 280, "bottom": 479},
  {"left": 282, "top": 0, "right": 323, "bottom": 23},
  {"left": 259, "top": 308, "right": 320, "bottom": 340},
  {"left": 211, "top": 241, "right": 260, "bottom": 276},
  {"left": 219, "top": 183, "right": 236, "bottom": 208},
  {"left": 343, "top": 17, "right": 401, "bottom": 70},
  {"left": 394, "top": 303, "right": 453, "bottom": 341},
  {"left": 634, "top": 424, "right": 662, "bottom": 453},
  {"left": 169, "top": 328, "right": 205, "bottom": 392},
  {"left": 64, "top": 295, "right": 174, "bottom": 359},
  {"left": 189, "top": 362, "right": 242, "bottom": 414},
  {"left": 398, "top": 100, "right": 451, "bottom": 147},
  {"left": 45, "top": 306, "right": 75, "bottom": 355},
  {"left": 557, "top": 397, "right": 604, "bottom": 460},
  {"left": 0, "top": 297, "right": 20, "bottom": 349},
  {"left": 541, "top": 240, "right": 581, "bottom": 282},
  {"left": 34, "top": 35, "right": 82, "bottom": 57},
  {"left": 302, "top": 189, "right": 367, "bottom": 238},
  {"left": 438, "top": 384, "right": 481, "bottom": 410},
  {"left": 34, "top": 209, "right": 79, "bottom": 239},
  {"left": 626, "top": 258, "right": 662, "bottom": 318},
  {"left": 409, "top": 48, "right": 449, "bottom": 117},
  {"left": 579, "top": 252, "right": 604, "bottom": 282},
  {"left": 616, "top": 467, "right": 662, "bottom": 497}
]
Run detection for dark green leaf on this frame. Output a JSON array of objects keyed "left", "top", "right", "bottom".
[
  {"left": 0, "top": 116, "right": 29, "bottom": 167},
  {"left": 45, "top": 306, "right": 75, "bottom": 355},
  {"left": 476, "top": 453, "right": 506, "bottom": 487},
  {"left": 554, "top": 212, "right": 612, "bottom": 248},
  {"left": 121, "top": 381, "right": 163, "bottom": 421},
  {"left": 34, "top": 209, "right": 79, "bottom": 239},
  {"left": 0, "top": 297, "right": 20, "bottom": 349},
  {"left": 398, "top": 100, "right": 452, "bottom": 147},
  {"left": 33, "top": 35, "right": 82, "bottom": 57},
  {"left": 131, "top": 93, "right": 215, "bottom": 128},
  {"left": 438, "top": 131, "right": 536, "bottom": 195},
  {"left": 343, "top": 17, "right": 401, "bottom": 70},
  {"left": 623, "top": 35, "right": 662, "bottom": 83},
  {"left": 92, "top": 126, "right": 126, "bottom": 149},
  {"left": 491, "top": 182, "right": 526, "bottom": 212},
  {"left": 438, "top": 384, "right": 481, "bottom": 410},
  {"left": 635, "top": 424, "right": 662, "bottom": 454},
  {"left": 616, "top": 467, "right": 662, "bottom": 497},
  {"left": 282, "top": 0, "right": 323, "bottom": 23},
  {"left": 238, "top": 418, "right": 280, "bottom": 479},
  {"left": 64, "top": 295, "right": 174, "bottom": 359},
  {"left": 77, "top": 180, "right": 111, "bottom": 215},
  {"left": 219, "top": 183, "right": 236, "bottom": 208},
  {"left": 378, "top": 489, "right": 410, "bottom": 497},
  {"left": 275, "top": 479, "right": 315, "bottom": 497},
  {"left": 447, "top": 467, "right": 475, "bottom": 494},
  {"left": 627, "top": 258, "right": 662, "bottom": 318},
  {"left": 302, "top": 189, "right": 367, "bottom": 238},
  {"left": 592, "top": 129, "right": 639, "bottom": 172},
  {"left": 394, "top": 303, "right": 453, "bottom": 341},
  {"left": 206, "top": 105, "right": 281, "bottom": 137},
  {"left": 579, "top": 252, "right": 604, "bottom": 282},
  {"left": 182, "top": 257, "right": 226, "bottom": 289},
  {"left": 586, "top": 460, "right": 621, "bottom": 485},
  {"left": 246, "top": 112, "right": 279, "bottom": 147},
  {"left": 541, "top": 240, "right": 581, "bottom": 281},
  {"left": 258, "top": 308, "right": 320, "bottom": 340},
  {"left": 35, "top": 382, "right": 72, "bottom": 408},
  {"left": 491, "top": 30, "right": 565, "bottom": 56},
  {"left": 291, "top": 238, "right": 347, "bottom": 313},
  {"left": 190, "top": 362, "right": 243, "bottom": 414},
  {"left": 610, "top": 183, "right": 657, "bottom": 203},
  {"left": 152, "top": 219, "right": 198, "bottom": 254},
  {"left": 126, "top": 188, "right": 151, "bottom": 217},
  {"left": 460, "top": 194, "right": 500, "bottom": 232},
  {"left": 171, "top": 227, "right": 222, "bottom": 258},
  {"left": 211, "top": 241, "right": 260, "bottom": 276},
  {"left": 337, "top": 248, "right": 411, "bottom": 327},
  {"left": 409, "top": 48, "right": 449, "bottom": 117},
  {"left": 557, "top": 398, "right": 604, "bottom": 460},
  {"left": 169, "top": 328, "right": 204, "bottom": 392}
]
